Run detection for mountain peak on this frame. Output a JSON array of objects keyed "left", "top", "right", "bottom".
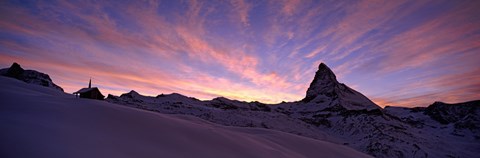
[
  {"left": 128, "top": 90, "right": 140, "bottom": 95},
  {"left": 304, "top": 63, "right": 339, "bottom": 102},
  {"left": 318, "top": 62, "right": 328, "bottom": 70},
  {"left": 6, "top": 62, "right": 25, "bottom": 78},
  {"left": 119, "top": 90, "right": 141, "bottom": 98},
  {"left": 317, "top": 63, "right": 337, "bottom": 82},
  {"left": 303, "top": 63, "right": 380, "bottom": 111},
  {"left": 0, "top": 62, "right": 64, "bottom": 92}
]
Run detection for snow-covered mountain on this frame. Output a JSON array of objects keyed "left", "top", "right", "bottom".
[
  {"left": 273, "top": 63, "right": 478, "bottom": 157},
  {"left": 0, "top": 76, "right": 371, "bottom": 158},
  {"left": 0, "top": 62, "right": 63, "bottom": 91},
  {"left": 1, "top": 62, "right": 478, "bottom": 158},
  {"left": 106, "top": 63, "right": 479, "bottom": 158},
  {"left": 106, "top": 91, "right": 335, "bottom": 142},
  {"left": 302, "top": 63, "right": 380, "bottom": 111},
  {"left": 385, "top": 100, "right": 480, "bottom": 139}
]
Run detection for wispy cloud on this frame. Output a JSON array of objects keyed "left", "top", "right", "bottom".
[
  {"left": 230, "top": 0, "right": 252, "bottom": 26},
  {"left": 1, "top": 0, "right": 479, "bottom": 106},
  {"left": 281, "top": 0, "right": 302, "bottom": 16}
]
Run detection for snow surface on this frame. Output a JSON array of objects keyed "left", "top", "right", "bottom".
[{"left": 0, "top": 76, "right": 371, "bottom": 158}]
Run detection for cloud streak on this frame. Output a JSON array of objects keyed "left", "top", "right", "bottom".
[{"left": 0, "top": 0, "right": 479, "bottom": 106}]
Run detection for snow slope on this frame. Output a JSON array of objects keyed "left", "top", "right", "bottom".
[
  {"left": 106, "top": 91, "right": 336, "bottom": 142},
  {"left": 0, "top": 76, "right": 371, "bottom": 158}
]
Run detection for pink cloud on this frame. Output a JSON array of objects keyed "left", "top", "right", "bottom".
[
  {"left": 372, "top": 67, "right": 480, "bottom": 107},
  {"left": 230, "top": 0, "right": 252, "bottom": 26},
  {"left": 304, "top": 45, "right": 326, "bottom": 58},
  {"left": 281, "top": 0, "right": 302, "bottom": 16},
  {"left": 368, "top": 2, "right": 480, "bottom": 74},
  {"left": 0, "top": 1, "right": 304, "bottom": 103},
  {"left": 2, "top": 0, "right": 478, "bottom": 106}
]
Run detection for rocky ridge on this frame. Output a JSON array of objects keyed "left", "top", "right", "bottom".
[{"left": 0, "top": 63, "right": 63, "bottom": 91}]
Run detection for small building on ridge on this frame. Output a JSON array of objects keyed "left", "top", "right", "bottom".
[{"left": 73, "top": 79, "right": 104, "bottom": 100}]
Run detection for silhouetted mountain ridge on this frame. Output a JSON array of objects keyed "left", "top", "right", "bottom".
[
  {"left": 302, "top": 63, "right": 380, "bottom": 111},
  {"left": 2, "top": 62, "right": 478, "bottom": 158},
  {"left": 0, "top": 62, "right": 63, "bottom": 91}
]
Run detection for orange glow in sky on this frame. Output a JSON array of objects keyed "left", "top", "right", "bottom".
[{"left": 1, "top": 0, "right": 479, "bottom": 107}]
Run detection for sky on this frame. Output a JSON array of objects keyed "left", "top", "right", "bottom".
[{"left": 0, "top": 0, "right": 479, "bottom": 107}]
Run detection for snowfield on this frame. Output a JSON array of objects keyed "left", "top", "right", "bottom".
[{"left": 0, "top": 76, "right": 371, "bottom": 158}]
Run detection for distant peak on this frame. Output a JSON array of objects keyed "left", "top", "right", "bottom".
[
  {"left": 302, "top": 63, "right": 380, "bottom": 110},
  {"left": 128, "top": 90, "right": 139, "bottom": 95},
  {"left": 318, "top": 63, "right": 328, "bottom": 69},
  {"left": 6, "top": 62, "right": 25, "bottom": 78},
  {"left": 120, "top": 90, "right": 141, "bottom": 98},
  {"left": 304, "top": 63, "right": 339, "bottom": 102},
  {"left": 169, "top": 93, "right": 188, "bottom": 98},
  {"left": 213, "top": 97, "right": 230, "bottom": 101},
  {"left": 316, "top": 63, "right": 337, "bottom": 81},
  {"left": 156, "top": 93, "right": 188, "bottom": 98},
  {"left": 11, "top": 62, "right": 22, "bottom": 69},
  {"left": 1, "top": 62, "right": 64, "bottom": 92},
  {"left": 307, "top": 63, "right": 338, "bottom": 91}
]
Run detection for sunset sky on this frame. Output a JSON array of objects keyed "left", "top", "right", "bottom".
[{"left": 1, "top": 0, "right": 479, "bottom": 107}]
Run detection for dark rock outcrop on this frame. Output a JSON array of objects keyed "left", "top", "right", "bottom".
[
  {"left": 424, "top": 100, "right": 480, "bottom": 124},
  {"left": 302, "top": 63, "right": 380, "bottom": 111},
  {"left": 0, "top": 62, "right": 63, "bottom": 91}
]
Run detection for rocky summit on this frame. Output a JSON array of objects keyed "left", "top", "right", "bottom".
[
  {"left": 0, "top": 62, "right": 64, "bottom": 92},
  {"left": 303, "top": 63, "right": 380, "bottom": 111}
]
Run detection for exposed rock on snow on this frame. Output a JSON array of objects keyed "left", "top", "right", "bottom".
[
  {"left": 0, "top": 62, "right": 63, "bottom": 91},
  {"left": 303, "top": 63, "right": 380, "bottom": 111},
  {"left": 424, "top": 101, "right": 480, "bottom": 126}
]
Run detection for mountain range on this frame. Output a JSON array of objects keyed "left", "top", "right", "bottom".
[{"left": 1, "top": 62, "right": 478, "bottom": 158}]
